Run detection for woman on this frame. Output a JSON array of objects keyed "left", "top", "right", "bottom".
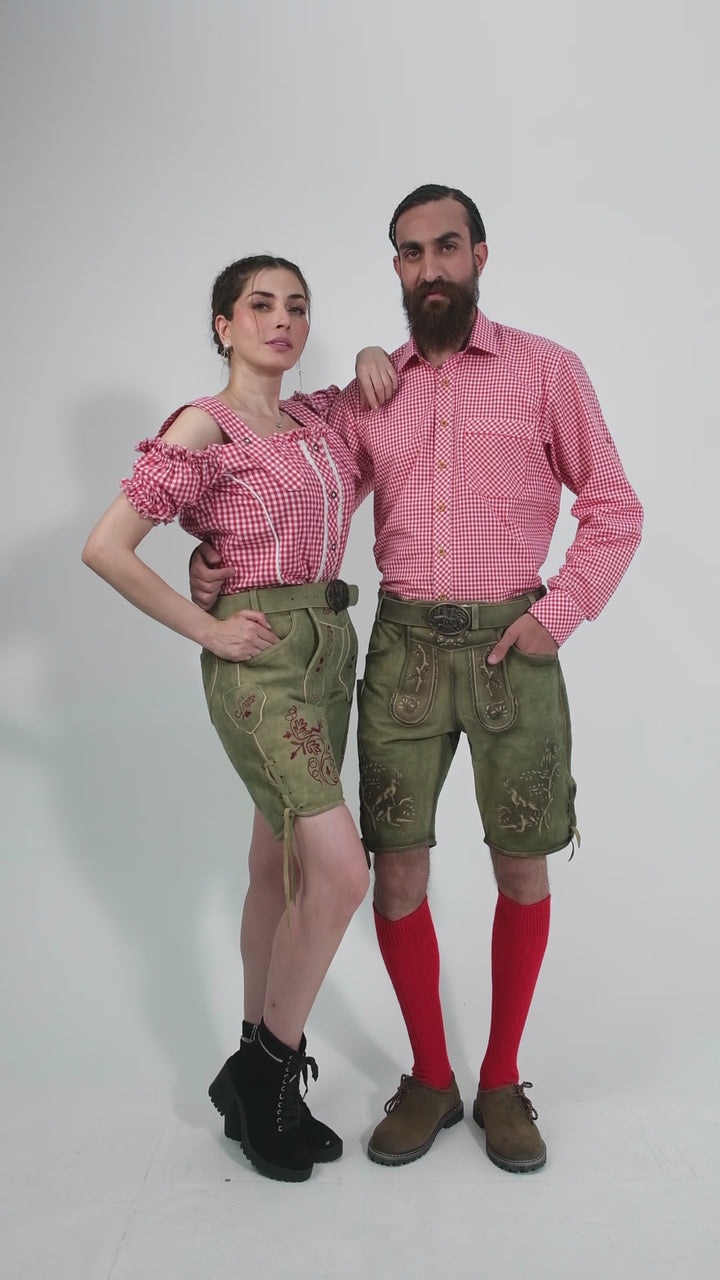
[{"left": 82, "top": 254, "right": 391, "bottom": 1183}]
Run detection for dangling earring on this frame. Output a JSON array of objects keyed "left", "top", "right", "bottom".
[
  {"left": 223, "top": 345, "right": 231, "bottom": 361},
  {"left": 296, "top": 361, "right": 303, "bottom": 393}
]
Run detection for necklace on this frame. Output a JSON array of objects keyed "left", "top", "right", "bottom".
[{"left": 225, "top": 387, "right": 281, "bottom": 430}]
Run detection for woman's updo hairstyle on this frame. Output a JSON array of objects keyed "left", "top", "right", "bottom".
[{"left": 211, "top": 254, "right": 311, "bottom": 358}]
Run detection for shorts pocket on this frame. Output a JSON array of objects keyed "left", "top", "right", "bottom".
[
  {"left": 389, "top": 636, "right": 438, "bottom": 726},
  {"left": 510, "top": 645, "right": 559, "bottom": 666},
  {"left": 303, "top": 611, "right": 357, "bottom": 705},
  {"left": 220, "top": 684, "right": 267, "bottom": 734},
  {"left": 242, "top": 610, "right": 298, "bottom": 666},
  {"left": 463, "top": 420, "right": 533, "bottom": 500},
  {"left": 468, "top": 643, "right": 518, "bottom": 732}
]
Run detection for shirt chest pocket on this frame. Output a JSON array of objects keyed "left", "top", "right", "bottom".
[
  {"left": 462, "top": 420, "right": 534, "bottom": 501},
  {"left": 223, "top": 462, "right": 305, "bottom": 496}
]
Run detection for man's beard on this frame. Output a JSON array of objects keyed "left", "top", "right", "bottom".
[{"left": 402, "top": 270, "right": 479, "bottom": 355}]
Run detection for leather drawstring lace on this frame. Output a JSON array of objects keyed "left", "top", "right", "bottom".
[
  {"left": 514, "top": 1081, "right": 539, "bottom": 1122},
  {"left": 384, "top": 1073, "right": 412, "bottom": 1115}
]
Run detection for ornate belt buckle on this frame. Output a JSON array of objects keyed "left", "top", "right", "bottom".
[
  {"left": 426, "top": 603, "right": 471, "bottom": 636},
  {"left": 325, "top": 579, "right": 350, "bottom": 613}
]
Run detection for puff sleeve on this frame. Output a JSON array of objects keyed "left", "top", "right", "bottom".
[{"left": 121, "top": 437, "right": 225, "bottom": 524}]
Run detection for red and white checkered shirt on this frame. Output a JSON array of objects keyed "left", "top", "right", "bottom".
[
  {"left": 296, "top": 309, "right": 642, "bottom": 646},
  {"left": 121, "top": 396, "right": 361, "bottom": 592}
]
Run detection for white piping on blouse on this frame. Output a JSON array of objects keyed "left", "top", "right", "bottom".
[
  {"left": 226, "top": 475, "right": 283, "bottom": 582},
  {"left": 298, "top": 440, "right": 329, "bottom": 582}
]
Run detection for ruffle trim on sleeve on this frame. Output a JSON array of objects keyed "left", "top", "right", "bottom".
[
  {"left": 120, "top": 436, "right": 224, "bottom": 524},
  {"left": 287, "top": 386, "right": 342, "bottom": 423}
]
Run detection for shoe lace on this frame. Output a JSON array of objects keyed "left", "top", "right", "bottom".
[
  {"left": 299, "top": 1051, "right": 319, "bottom": 1095},
  {"left": 515, "top": 1081, "right": 539, "bottom": 1122},
  {"left": 277, "top": 1050, "right": 318, "bottom": 1134},
  {"left": 384, "top": 1073, "right": 412, "bottom": 1116}
]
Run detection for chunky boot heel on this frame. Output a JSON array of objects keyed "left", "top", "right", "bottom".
[
  {"left": 208, "top": 1065, "right": 246, "bottom": 1143},
  {"left": 222, "top": 1109, "right": 243, "bottom": 1141},
  {"left": 208, "top": 1063, "right": 241, "bottom": 1125},
  {"left": 208, "top": 1060, "right": 245, "bottom": 1142}
]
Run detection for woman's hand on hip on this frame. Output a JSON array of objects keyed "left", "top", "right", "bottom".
[{"left": 207, "top": 610, "right": 279, "bottom": 661}]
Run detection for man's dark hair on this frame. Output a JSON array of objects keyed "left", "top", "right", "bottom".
[{"left": 388, "top": 184, "right": 486, "bottom": 250}]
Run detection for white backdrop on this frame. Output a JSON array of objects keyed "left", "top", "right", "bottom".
[{"left": 1, "top": 0, "right": 717, "bottom": 1117}]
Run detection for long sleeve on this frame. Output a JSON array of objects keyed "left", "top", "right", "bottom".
[{"left": 529, "top": 350, "right": 643, "bottom": 645}]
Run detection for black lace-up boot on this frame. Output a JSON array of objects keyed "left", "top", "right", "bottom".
[
  {"left": 218, "top": 1022, "right": 343, "bottom": 1163},
  {"left": 209, "top": 1021, "right": 315, "bottom": 1182}
]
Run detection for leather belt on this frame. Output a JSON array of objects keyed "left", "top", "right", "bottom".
[
  {"left": 376, "top": 589, "right": 544, "bottom": 634},
  {"left": 214, "top": 580, "right": 358, "bottom": 618}
]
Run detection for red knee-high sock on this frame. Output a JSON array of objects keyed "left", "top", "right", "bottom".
[
  {"left": 374, "top": 898, "right": 453, "bottom": 1090},
  {"left": 479, "top": 891, "right": 551, "bottom": 1091}
]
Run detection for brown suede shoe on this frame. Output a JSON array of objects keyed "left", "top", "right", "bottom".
[
  {"left": 473, "top": 1081, "right": 547, "bottom": 1173},
  {"left": 367, "top": 1073, "right": 464, "bottom": 1166}
]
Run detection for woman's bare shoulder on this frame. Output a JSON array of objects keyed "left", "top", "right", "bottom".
[{"left": 161, "top": 404, "right": 225, "bottom": 450}]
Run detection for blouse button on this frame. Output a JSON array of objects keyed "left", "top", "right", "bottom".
[
  {"left": 312, "top": 443, "right": 320, "bottom": 452},
  {"left": 330, "top": 490, "right": 338, "bottom": 499},
  {"left": 243, "top": 436, "right": 251, "bottom": 444},
  {"left": 330, "top": 542, "right": 337, "bottom": 550}
]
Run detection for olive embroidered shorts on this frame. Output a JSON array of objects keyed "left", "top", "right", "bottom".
[
  {"left": 201, "top": 585, "right": 358, "bottom": 841},
  {"left": 357, "top": 591, "right": 577, "bottom": 857}
]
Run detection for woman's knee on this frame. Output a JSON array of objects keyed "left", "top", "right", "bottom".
[
  {"left": 294, "top": 807, "right": 369, "bottom": 914},
  {"left": 300, "top": 845, "right": 369, "bottom": 921},
  {"left": 319, "top": 847, "right": 369, "bottom": 917}
]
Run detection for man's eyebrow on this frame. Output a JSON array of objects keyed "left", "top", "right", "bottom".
[{"left": 397, "top": 231, "right": 463, "bottom": 251}]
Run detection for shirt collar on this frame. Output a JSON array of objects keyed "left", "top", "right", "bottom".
[{"left": 396, "top": 308, "right": 498, "bottom": 371}]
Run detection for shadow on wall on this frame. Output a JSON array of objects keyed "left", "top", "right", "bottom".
[{"left": 1, "top": 393, "right": 393, "bottom": 1113}]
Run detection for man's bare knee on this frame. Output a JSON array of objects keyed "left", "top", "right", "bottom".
[
  {"left": 372, "top": 845, "right": 430, "bottom": 920},
  {"left": 490, "top": 847, "right": 549, "bottom": 904}
]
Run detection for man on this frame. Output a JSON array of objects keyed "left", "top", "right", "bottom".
[{"left": 193, "top": 184, "right": 643, "bottom": 1173}]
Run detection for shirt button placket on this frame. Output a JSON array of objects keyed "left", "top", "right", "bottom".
[
  {"left": 321, "top": 457, "right": 341, "bottom": 571},
  {"left": 434, "top": 370, "right": 453, "bottom": 598}
]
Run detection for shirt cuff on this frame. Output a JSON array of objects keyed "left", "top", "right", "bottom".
[{"left": 529, "top": 590, "right": 584, "bottom": 648}]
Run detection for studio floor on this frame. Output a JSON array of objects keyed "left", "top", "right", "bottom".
[{"left": 2, "top": 1068, "right": 717, "bottom": 1280}]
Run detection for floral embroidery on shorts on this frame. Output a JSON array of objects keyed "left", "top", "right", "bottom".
[
  {"left": 313, "top": 626, "right": 334, "bottom": 677},
  {"left": 283, "top": 705, "right": 339, "bottom": 786},
  {"left": 497, "top": 738, "right": 558, "bottom": 833}
]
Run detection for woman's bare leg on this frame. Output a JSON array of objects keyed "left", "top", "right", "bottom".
[
  {"left": 240, "top": 808, "right": 296, "bottom": 1024},
  {"left": 262, "top": 804, "right": 369, "bottom": 1048}
]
